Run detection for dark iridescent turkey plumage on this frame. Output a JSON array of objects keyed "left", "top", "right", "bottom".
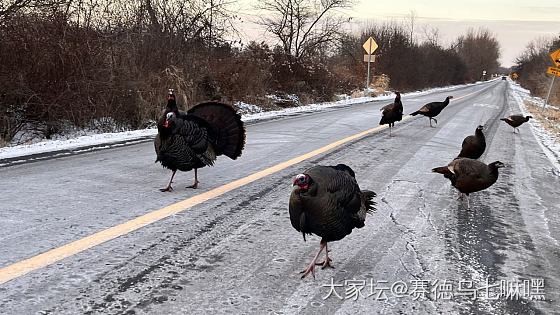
[
  {"left": 457, "top": 125, "right": 486, "bottom": 159},
  {"left": 500, "top": 115, "right": 532, "bottom": 133},
  {"left": 432, "top": 158, "right": 504, "bottom": 211},
  {"left": 379, "top": 92, "right": 403, "bottom": 136},
  {"left": 154, "top": 89, "right": 245, "bottom": 191},
  {"left": 410, "top": 96, "right": 453, "bottom": 127},
  {"left": 289, "top": 164, "right": 376, "bottom": 278}
]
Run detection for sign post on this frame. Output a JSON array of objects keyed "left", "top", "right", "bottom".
[
  {"left": 543, "top": 48, "right": 560, "bottom": 111},
  {"left": 363, "top": 37, "right": 378, "bottom": 92}
]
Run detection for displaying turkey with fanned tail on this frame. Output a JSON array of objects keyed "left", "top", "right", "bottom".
[
  {"left": 457, "top": 125, "right": 486, "bottom": 159},
  {"left": 289, "top": 164, "right": 376, "bottom": 279},
  {"left": 410, "top": 96, "right": 453, "bottom": 127},
  {"left": 432, "top": 158, "right": 504, "bottom": 211},
  {"left": 154, "top": 89, "right": 246, "bottom": 191},
  {"left": 500, "top": 115, "right": 532, "bottom": 133},
  {"left": 379, "top": 92, "right": 403, "bottom": 136}
]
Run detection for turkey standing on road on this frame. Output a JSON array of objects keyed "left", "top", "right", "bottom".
[
  {"left": 379, "top": 92, "right": 403, "bottom": 136},
  {"left": 500, "top": 115, "right": 532, "bottom": 133},
  {"left": 432, "top": 158, "right": 504, "bottom": 211},
  {"left": 457, "top": 125, "right": 486, "bottom": 159},
  {"left": 154, "top": 89, "right": 246, "bottom": 191},
  {"left": 410, "top": 96, "right": 453, "bottom": 127},
  {"left": 289, "top": 164, "right": 376, "bottom": 279}
]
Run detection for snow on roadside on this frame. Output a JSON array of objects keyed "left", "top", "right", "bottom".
[
  {"left": 0, "top": 129, "right": 158, "bottom": 160},
  {"left": 509, "top": 80, "right": 560, "bottom": 172},
  {"left": 0, "top": 80, "right": 492, "bottom": 161}
]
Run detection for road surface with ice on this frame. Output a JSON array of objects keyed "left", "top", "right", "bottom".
[{"left": 0, "top": 80, "right": 559, "bottom": 314}]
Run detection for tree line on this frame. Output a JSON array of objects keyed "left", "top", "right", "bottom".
[
  {"left": 513, "top": 35, "right": 560, "bottom": 106},
  {"left": 1, "top": 0, "right": 501, "bottom": 145}
]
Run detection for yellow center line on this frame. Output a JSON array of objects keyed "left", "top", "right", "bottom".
[{"left": 0, "top": 87, "right": 484, "bottom": 285}]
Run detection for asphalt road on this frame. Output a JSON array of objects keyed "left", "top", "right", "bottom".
[{"left": 0, "top": 80, "right": 559, "bottom": 314}]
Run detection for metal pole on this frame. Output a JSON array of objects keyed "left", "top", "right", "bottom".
[
  {"left": 366, "top": 41, "right": 372, "bottom": 92},
  {"left": 543, "top": 75, "right": 556, "bottom": 111}
]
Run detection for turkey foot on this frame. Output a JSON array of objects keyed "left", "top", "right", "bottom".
[
  {"left": 316, "top": 257, "right": 334, "bottom": 269},
  {"left": 160, "top": 170, "right": 176, "bottom": 192},
  {"left": 186, "top": 180, "right": 199, "bottom": 189},
  {"left": 186, "top": 169, "right": 199, "bottom": 189},
  {"left": 301, "top": 241, "right": 327, "bottom": 279},
  {"left": 160, "top": 185, "right": 174, "bottom": 192}
]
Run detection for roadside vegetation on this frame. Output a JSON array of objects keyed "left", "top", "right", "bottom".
[
  {"left": 513, "top": 36, "right": 560, "bottom": 107},
  {"left": 513, "top": 35, "right": 560, "bottom": 139},
  {"left": 0, "top": 0, "right": 519, "bottom": 146}
]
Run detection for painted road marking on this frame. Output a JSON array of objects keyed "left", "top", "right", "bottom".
[{"left": 0, "top": 87, "right": 484, "bottom": 285}]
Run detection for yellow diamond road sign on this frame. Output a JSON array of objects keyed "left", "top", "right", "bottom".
[
  {"left": 547, "top": 66, "right": 560, "bottom": 77},
  {"left": 363, "top": 37, "right": 378, "bottom": 55},
  {"left": 550, "top": 48, "right": 560, "bottom": 67}
]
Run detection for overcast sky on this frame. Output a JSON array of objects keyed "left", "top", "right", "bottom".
[{"left": 236, "top": 0, "right": 560, "bottom": 67}]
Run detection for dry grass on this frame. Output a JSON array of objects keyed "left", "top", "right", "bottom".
[
  {"left": 349, "top": 74, "right": 392, "bottom": 98},
  {"left": 524, "top": 100, "right": 560, "bottom": 142}
]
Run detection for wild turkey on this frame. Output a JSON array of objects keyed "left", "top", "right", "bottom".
[
  {"left": 379, "top": 92, "right": 403, "bottom": 136},
  {"left": 154, "top": 89, "right": 246, "bottom": 191},
  {"left": 289, "top": 164, "right": 376, "bottom": 278},
  {"left": 410, "top": 96, "right": 453, "bottom": 127},
  {"left": 432, "top": 158, "right": 504, "bottom": 211},
  {"left": 457, "top": 125, "right": 486, "bottom": 159},
  {"left": 500, "top": 115, "right": 532, "bottom": 133}
]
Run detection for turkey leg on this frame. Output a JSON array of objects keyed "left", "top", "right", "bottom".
[
  {"left": 315, "top": 242, "right": 334, "bottom": 269},
  {"left": 160, "top": 170, "right": 177, "bottom": 192},
  {"left": 466, "top": 194, "right": 472, "bottom": 211},
  {"left": 301, "top": 241, "right": 327, "bottom": 279},
  {"left": 430, "top": 117, "right": 437, "bottom": 127},
  {"left": 186, "top": 168, "right": 199, "bottom": 189}
]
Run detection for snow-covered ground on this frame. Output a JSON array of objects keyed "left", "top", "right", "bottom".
[
  {"left": 0, "top": 80, "right": 494, "bottom": 161},
  {"left": 509, "top": 80, "right": 560, "bottom": 172}
]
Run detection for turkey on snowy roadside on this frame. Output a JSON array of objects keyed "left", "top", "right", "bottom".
[
  {"left": 379, "top": 92, "right": 403, "bottom": 136},
  {"left": 500, "top": 115, "right": 532, "bottom": 133},
  {"left": 289, "top": 164, "right": 376, "bottom": 279},
  {"left": 457, "top": 125, "right": 486, "bottom": 159},
  {"left": 432, "top": 158, "right": 504, "bottom": 211},
  {"left": 154, "top": 89, "right": 246, "bottom": 191},
  {"left": 410, "top": 96, "right": 453, "bottom": 127}
]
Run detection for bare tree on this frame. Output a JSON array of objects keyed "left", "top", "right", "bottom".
[
  {"left": 256, "top": 0, "right": 353, "bottom": 59},
  {"left": 421, "top": 25, "right": 440, "bottom": 47},
  {"left": 454, "top": 28, "right": 500, "bottom": 81},
  {"left": 0, "top": 0, "right": 67, "bottom": 20},
  {"left": 406, "top": 10, "right": 417, "bottom": 45}
]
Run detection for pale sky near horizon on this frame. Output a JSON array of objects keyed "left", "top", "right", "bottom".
[{"left": 236, "top": 0, "right": 560, "bottom": 67}]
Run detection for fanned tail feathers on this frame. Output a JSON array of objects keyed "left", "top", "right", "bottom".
[
  {"left": 362, "top": 190, "right": 377, "bottom": 214},
  {"left": 187, "top": 102, "right": 246, "bottom": 159}
]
